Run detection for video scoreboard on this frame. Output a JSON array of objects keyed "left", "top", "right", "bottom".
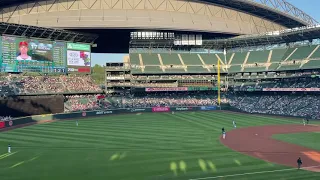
[{"left": 0, "top": 35, "right": 91, "bottom": 74}]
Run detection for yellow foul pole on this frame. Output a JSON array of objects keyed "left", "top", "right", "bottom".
[{"left": 217, "top": 57, "right": 221, "bottom": 106}]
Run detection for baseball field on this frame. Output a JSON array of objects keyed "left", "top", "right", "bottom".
[{"left": 0, "top": 111, "right": 319, "bottom": 180}]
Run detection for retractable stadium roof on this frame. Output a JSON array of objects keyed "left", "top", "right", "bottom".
[
  {"left": 0, "top": 0, "right": 317, "bottom": 28},
  {"left": 197, "top": 0, "right": 317, "bottom": 28}
]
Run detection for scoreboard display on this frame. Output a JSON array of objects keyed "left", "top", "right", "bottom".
[
  {"left": 66, "top": 43, "right": 91, "bottom": 73},
  {"left": 0, "top": 35, "right": 91, "bottom": 74}
]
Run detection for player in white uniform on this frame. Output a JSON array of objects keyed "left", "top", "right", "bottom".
[
  {"left": 233, "top": 120, "right": 237, "bottom": 129},
  {"left": 302, "top": 119, "right": 306, "bottom": 126},
  {"left": 8, "top": 144, "right": 11, "bottom": 153},
  {"left": 222, "top": 127, "right": 226, "bottom": 139},
  {"left": 76, "top": 120, "right": 79, "bottom": 126}
]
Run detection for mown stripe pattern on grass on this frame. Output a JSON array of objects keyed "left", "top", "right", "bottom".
[{"left": 0, "top": 111, "right": 319, "bottom": 180}]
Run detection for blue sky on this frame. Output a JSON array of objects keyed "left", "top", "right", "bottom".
[
  {"left": 287, "top": 0, "right": 320, "bottom": 21},
  {"left": 91, "top": 1, "right": 319, "bottom": 66},
  {"left": 91, "top": 53, "right": 127, "bottom": 66}
]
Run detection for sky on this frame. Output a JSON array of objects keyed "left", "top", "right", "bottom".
[
  {"left": 91, "top": 53, "right": 126, "bottom": 66},
  {"left": 91, "top": 1, "right": 320, "bottom": 66},
  {"left": 286, "top": 0, "right": 320, "bottom": 22}
]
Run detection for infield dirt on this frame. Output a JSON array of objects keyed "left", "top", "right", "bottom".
[{"left": 220, "top": 124, "right": 320, "bottom": 172}]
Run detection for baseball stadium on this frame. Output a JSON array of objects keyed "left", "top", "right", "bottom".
[{"left": 1, "top": 0, "right": 320, "bottom": 180}]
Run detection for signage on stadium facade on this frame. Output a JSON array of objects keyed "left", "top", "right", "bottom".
[
  {"left": 263, "top": 88, "right": 320, "bottom": 92},
  {"left": 96, "top": 111, "right": 113, "bottom": 115},
  {"left": 130, "top": 109, "right": 146, "bottom": 112},
  {"left": 145, "top": 87, "right": 188, "bottom": 92},
  {"left": 0, "top": 121, "right": 5, "bottom": 129},
  {"left": 152, "top": 107, "right": 170, "bottom": 112},
  {"left": 200, "top": 106, "right": 217, "bottom": 110},
  {"left": 175, "top": 107, "right": 192, "bottom": 111},
  {"left": 67, "top": 43, "right": 91, "bottom": 51},
  {"left": 106, "top": 77, "right": 125, "bottom": 80}
]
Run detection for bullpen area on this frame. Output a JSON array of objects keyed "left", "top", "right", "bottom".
[{"left": 0, "top": 111, "right": 319, "bottom": 180}]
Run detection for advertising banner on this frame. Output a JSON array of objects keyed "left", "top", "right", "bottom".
[
  {"left": 175, "top": 107, "right": 193, "bottom": 111},
  {"left": 146, "top": 87, "right": 188, "bottom": 92},
  {"left": 67, "top": 43, "right": 91, "bottom": 51},
  {"left": 0, "top": 121, "right": 5, "bottom": 129},
  {"left": 200, "top": 106, "right": 217, "bottom": 111},
  {"left": 130, "top": 108, "right": 147, "bottom": 112},
  {"left": 106, "top": 77, "right": 125, "bottom": 80},
  {"left": 66, "top": 43, "right": 91, "bottom": 74},
  {"left": 67, "top": 50, "right": 91, "bottom": 66},
  {"left": 95, "top": 110, "right": 113, "bottom": 115},
  {"left": 152, "top": 107, "right": 170, "bottom": 112}
]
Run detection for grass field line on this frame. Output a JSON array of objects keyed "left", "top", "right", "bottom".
[
  {"left": 189, "top": 165, "right": 320, "bottom": 180},
  {"left": 0, "top": 152, "right": 18, "bottom": 160}
]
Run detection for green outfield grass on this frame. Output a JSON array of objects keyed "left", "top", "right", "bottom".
[
  {"left": 273, "top": 132, "right": 320, "bottom": 151},
  {"left": 0, "top": 111, "right": 319, "bottom": 180}
]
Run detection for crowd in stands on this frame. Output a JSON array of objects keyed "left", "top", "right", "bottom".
[
  {"left": 123, "top": 93, "right": 217, "bottom": 108},
  {"left": 132, "top": 75, "right": 216, "bottom": 80},
  {"left": 229, "top": 94, "right": 320, "bottom": 119},
  {"left": 64, "top": 95, "right": 102, "bottom": 112},
  {"left": 2, "top": 73, "right": 320, "bottom": 120},
  {"left": 64, "top": 93, "right": 218, "bottom": 111},
  {"left": 232, "top": 77, "right": 320, "bottom": 90},
  {"left": 0, "top": 74, "right": 101, "bottom": 96},
  {"left": 0, "top": 116, "right": 12, "bottom": 121}
]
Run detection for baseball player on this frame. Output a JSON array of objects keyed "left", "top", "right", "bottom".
[
  {"left": 233, "top": 120, "right": 237, "bottom": 129},
  {"left": 222, "top": 127, "right": 226, "bottom": 139},
  {"left": 76, "top": 120, "right": 79, "bottom": 126},
  {"left": 8, "top": 144, "right": 11, "bottom": 153},
  {"left": 303, "top": 119, "right": 306, "bottom": 126},
  {"left": 297, "top": 157, "right": 302, "bottom": 169}
]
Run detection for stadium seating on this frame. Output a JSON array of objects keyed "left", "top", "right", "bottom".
[
  {"left": 129, "top": 45, "right": 320, "bottom": 73},
  {"left": 187, "top": 66, "right": 208, "bottom": 73},
  {"left": 286, "top": 46, "right": 316, "bottom": 61},
  {"left": 228, "top": 65, "right": 242, "bottom": 73},
  {"left": 309, "top": 46, "right": 320, "bottom": 59},
  {"left": 229, "top": 94, "right": 320, "bottom": 119},
  {"left": 160, "top": 54, "right": 182, "bottom": 65},
  {"left": 199, "top": 54, "right": 219, "bottom": 65},
  {"left": 246, "top": 51, "right": 269, "bottom": 63},
  {"left": 302, "top": 60, "right": 320, "bottom": 69},
  {"left": 143, "top": 66, "right": 163, "bottom": 73},
  {"left": 0, "top": 75, "right": 101, "bottom": 95},
  {"left": 229, "top": 52, "right": 247, "bottom": 65},
  {"left": 129, "top": 53, "right": 140, "bottom": 65},
  {"left": 164, "top": 68, "right": 186, "bottom": 73},
  {"left": 141, "top": 53, "right": 161, "bottom": 65},
  {"left": 180, "top": 54, "right": 202, "bottom": 65}
]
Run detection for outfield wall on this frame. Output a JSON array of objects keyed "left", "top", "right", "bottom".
[{"left": 0, "top": 105, "right": 227, "bottom": 130}]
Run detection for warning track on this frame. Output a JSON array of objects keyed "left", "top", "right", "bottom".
[{"left": 220, "top": 124, "right": 320, "bottom": 172}]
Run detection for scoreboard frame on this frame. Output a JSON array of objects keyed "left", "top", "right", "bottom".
[{"left": 0, "top": 35, "right": 91, "bottom": 74}]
